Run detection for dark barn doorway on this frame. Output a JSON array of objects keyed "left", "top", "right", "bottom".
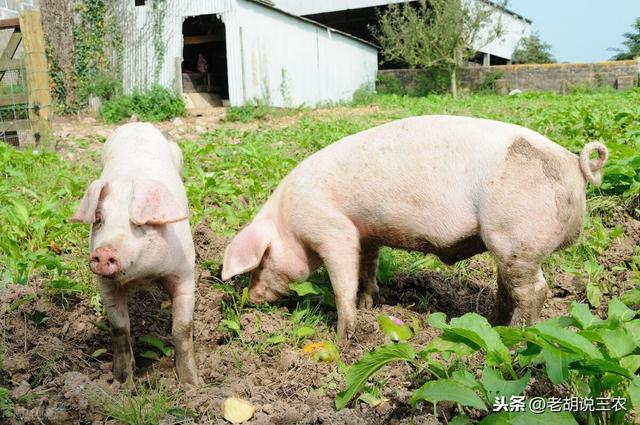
[{"left": 182, "top": 14, "right": 228, "bottom": 106}]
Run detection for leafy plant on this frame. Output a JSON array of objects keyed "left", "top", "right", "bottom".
[
  {"left": 336, "top": 293, "right": 640, "bottom": 424},
  {"left": 138, "top": 335, "right": 173, "bottom": 361},
  {"left": 100, "top": 85, "right": 186, "bottom": 123}
]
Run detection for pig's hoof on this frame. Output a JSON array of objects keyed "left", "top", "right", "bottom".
[
  {"left": 337, "top": 317, "right": 356, "bottom": 343},
  {"left": 358, "top": 293, "right": 376, "bottom": 309}
]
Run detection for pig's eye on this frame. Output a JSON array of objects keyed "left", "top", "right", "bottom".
[{"left": 94, "top": 212, "right": 103, "bottom": 226}]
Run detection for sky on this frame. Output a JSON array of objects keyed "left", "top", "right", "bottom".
[{"left": 507, "top": 0, "right": 640, "bottom": 63}]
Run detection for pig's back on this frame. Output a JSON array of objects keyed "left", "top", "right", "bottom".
[
  {"left": 280, "top": 115, "right": 580, "bottom": 245},
  {"left": 101, "top": 123, "right": 187, "bottom": 205}
]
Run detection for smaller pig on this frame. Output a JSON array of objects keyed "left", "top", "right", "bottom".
[
  {"left": 221, "top": 115, "right": 608, "bottom": 341},
  {"left": 70, "top": 123, "right": 198, "bottom": 384}
]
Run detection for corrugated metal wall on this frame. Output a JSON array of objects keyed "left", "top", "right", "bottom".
[{"left": 116, "top": 0, "right": 377, "bottom": 107}]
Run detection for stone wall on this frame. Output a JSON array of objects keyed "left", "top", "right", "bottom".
[{"left": 379, "top": 59, "right": 640, "bottom": 94}]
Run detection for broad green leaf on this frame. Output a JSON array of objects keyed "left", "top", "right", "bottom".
[
  {"left": 569, "top": 302, "right": 604, "bottom": 329},
  {"left": 531, "top": 323, "right": 603, "bottom": 359},
  {"left": 139, "top": 350, "right": 161, "bottom": 361},
  {"left": 91, "top": 348, "right": 108, "bottom": 358},
  {"left": 600, "top": 373, "right": 625, "bottom": 390},
  {"left": 446, "top": 313, "right": 511, "bottom": 367},
  {"left": 427, "top": 312, "right": 448, "bottom": 329},
  {"left": 494, "top": 326, "right": 526, "bottom": 347},
  {"left": 480, "top": 411, "right": 578, "bottom": 425},
  {"left": 138, "top": 334, "right": 172, "bottom": 357},
  {"left": 222, "top": 319, "right": 241, "bottom": 332},
  {"left": 294, "top": 326, "right": 315, "bottom": 338},
  {"left": 535, "top": 315, "right": 576, "bottom": 328},
  {"left": 620, "top": 355, "right": 640, "bottom": 374},
  {"left": 593, "top": 327, "right": 636, "bottom": 358},
  {"left": 420, "top": 337, "right": 477, "bottom": 357},
  {"left": 542, "top": 344, "right": 571, "bottom": 384},
  {"left": 357, "top": 392, "right": 387, "bottom": 407},
  {"left": 607, "top": 298, "right": 636, "bottom": 323},
  {"left": 266, "top": 334, "right": 286, "bottom": 344},
  {"left": 410, "top": 379, "right": 486, "bottom": 411},
  {"left": 511, "top": 411, "right": 578, "bottom": 425},
  {"left": 377, "top": 315, "right": 414, "bottom": 342},
  {"left": 289, "top": 281, "right": 322, "bottom": 297},
  {"left": 573, "top": 359, "right": 634, "bottom": 379},
  {"left": 621, "top": 288, "right": 640, "bottom": 306},
  {"left": 482, "top": 367, "right": 531, "bottom": 401},
  {"left": 449, "top": 415, "right": 471, "bottom": 425},
  {"left": 624, "top": 320, "right": 640, "bottom": 346},
  {"left": 517, "top": 342, "right": 542, "bottom": 367},
  {"left": 452, "top": 370, "right": 481, "bottom": 390},
  {"left": 335, "top": 343, "right": 415, "bottom": 410},
  {"left": 628, "top": 376, "right": 640, "bottom": 410},
  {"left": 586, "top": 281, "right": 602, "bottom": 307}
]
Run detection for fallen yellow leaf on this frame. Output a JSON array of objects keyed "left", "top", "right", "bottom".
[
  {"left": 222, "top": 397, "right": 255, "bottom": 424},
  {"left": 302, "top": 342, "right": 324, "bottom": 353}
]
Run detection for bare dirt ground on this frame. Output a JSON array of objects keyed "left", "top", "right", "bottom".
[{"left": 2, "top": 209, "right": 639, "bottom": 424}]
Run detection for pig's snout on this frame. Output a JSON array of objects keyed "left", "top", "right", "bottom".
[{"left": 89, "top": 247, "right": 121, "bottom": 277}]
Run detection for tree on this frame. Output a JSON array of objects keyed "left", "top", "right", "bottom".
[
  {"left": 609, "top": 17, "right": 640, "bottom": 61},
  {"left": 511, "top": 32, "right": 555, "bottom": 64},
  {"left": 372, "top": 0, "right": 505, "bottom": 96}
]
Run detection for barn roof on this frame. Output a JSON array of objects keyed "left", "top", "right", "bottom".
[{"left": 245, "top": 0, "right": 379, "bottom": 49}]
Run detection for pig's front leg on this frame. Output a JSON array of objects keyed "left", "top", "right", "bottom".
[
  {"left": 358, "top": 244, "right": 379, "bottom": 309},
  {"left": 100, "top": 280, "right": 135, "bottom": 382},
  {"left": 161, "top": 275, "right": 199, "bottom": 385},
  {"left": 318, "top": 233, "right": 361, "bottom": 341}
]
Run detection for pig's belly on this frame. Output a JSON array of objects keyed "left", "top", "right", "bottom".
[{"left": 355, "top": 204, "right": 486, "bottom": 264}]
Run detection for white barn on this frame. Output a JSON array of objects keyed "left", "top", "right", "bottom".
[
  {"left": 274, "top": 0, "right": 532, "bottom": 66},
  {"left": 116, "top": 0, "right": 378, "bottom": 107}
]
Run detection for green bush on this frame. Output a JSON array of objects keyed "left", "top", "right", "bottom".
[
  {"left": 100, "top": 85, "right": 186, "bottom": 123},
  {"left": 476, "top": 70, "right": 505, "bottom": 93},
  {"left": 376, "top": 73, "right": 406, "bottom": 95}
]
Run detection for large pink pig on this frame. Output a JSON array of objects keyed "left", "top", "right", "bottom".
[
  {"left": 222, "top": 115, "right": 607, "bottom": 340},
  {"left": 71, "top": 123, "right": 198, "bottom": 384}
]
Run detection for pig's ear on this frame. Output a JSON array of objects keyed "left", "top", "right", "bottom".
[
  {"left": 222, "top": 222, "right": 272, "bottom": 280},
  {"left": 69, "top": 179, "right": 109, "bottom": 224},
  {"left": 129, "top": 179, "right": 189, "bottom": 225}
]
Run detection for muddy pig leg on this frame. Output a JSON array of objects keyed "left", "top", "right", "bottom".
[
  {"left": 491, "top": 258, "right": 549, "bottom": 327},
  {"left": 100, "top": 280, "right": 134, "bottom": 382},
  {"left": 358, "top": 244, "right": 380, "bottom": 310},
  {"left": 161, "top": 274, "right": 199, "bottom": 385},
  {"left": 314, "top": 220, "right": 361, "bottom": 342}
]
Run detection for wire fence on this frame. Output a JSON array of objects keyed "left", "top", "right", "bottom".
[
  {"left": 0, "top": 27, "right": 31, "bottom": 147},
  {"left": 0, "top": 7, "right": 52, "bottom": 148}
]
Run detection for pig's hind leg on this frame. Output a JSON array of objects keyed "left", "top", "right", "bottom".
[
  {"left": 161, "top": 274, "right": 199, "bottom": 385},
  {"left": 100, "top": 280, "right": 135, "bottom": 382},
  {"left": 481, "top": 224, "right": 554, "bottom": 327},
  {"left": 358, "top": 244, "right": 380, "bottom": 309}
]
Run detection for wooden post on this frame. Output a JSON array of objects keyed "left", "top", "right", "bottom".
[{"left": 19, "top": 9, "right": 52, "bottom": 148}]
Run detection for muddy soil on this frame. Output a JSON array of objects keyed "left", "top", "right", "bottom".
[{"left": 1, "top": 211, "right": 639, "bottom": 424}]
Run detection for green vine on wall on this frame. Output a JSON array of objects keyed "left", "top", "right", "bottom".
[
  {"left": 71, "top": 0, "right": 123, "bottom": 107},
  {"left": 150, "top": 0, "right": 168, "bottom": 83}
]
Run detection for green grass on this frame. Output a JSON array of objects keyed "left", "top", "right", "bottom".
[{"left": 97, "top": 376, "right": 183, "bottom": 425}]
